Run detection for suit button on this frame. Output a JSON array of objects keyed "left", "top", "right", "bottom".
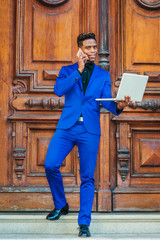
[
  {"left": 82, "top": 102, "right": 84, "bottom": 105},
  {"left": 74, "top": 77, "right": 78, "bottom": 82}
]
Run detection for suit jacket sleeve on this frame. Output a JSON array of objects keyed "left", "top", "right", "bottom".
[
  {"left": 54, "top": 66, "right": 81, "bottom": 97},
  {"left": 101, "top": 71, "right": 123, "bottom": 116}
]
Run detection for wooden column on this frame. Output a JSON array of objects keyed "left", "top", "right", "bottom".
[
  {"left": 98, "top": 113, "right": 112, "bottom": 211},
  {"left": 97, "top": 0, "right": 111, "bottom": 211},
  {"left": 98, "top": 0, "right": 110, "bottom": 71}
]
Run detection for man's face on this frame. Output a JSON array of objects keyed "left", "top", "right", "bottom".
[{"left": 80, "top": 39, "right": 98, "bottom": 62}]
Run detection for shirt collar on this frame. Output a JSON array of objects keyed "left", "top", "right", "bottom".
[{"left": 85, "top": 61, "right": 94, "bottom": 70}]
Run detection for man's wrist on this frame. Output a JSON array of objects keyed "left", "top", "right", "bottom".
[
  {"left": 117, "top": 105, "right": 123, "bottom": 110},
  {"left": 117, "top": 102, "right": 124, "bottom": 110},
  {"left": 116, "top": 106, "right": 123, "bottom": 114}
]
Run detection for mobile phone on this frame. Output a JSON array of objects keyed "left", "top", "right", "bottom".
[{"left": 76, "top": 48, "right": 83, "bottom": 58}]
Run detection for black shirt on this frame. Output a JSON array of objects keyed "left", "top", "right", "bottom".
[{"left": 78, "top": 61, "right": 94, "bottom": 95}]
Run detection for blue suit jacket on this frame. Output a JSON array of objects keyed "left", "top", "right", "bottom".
[{"left": 54, "top": 62, "right": 121, "bottom": 135}]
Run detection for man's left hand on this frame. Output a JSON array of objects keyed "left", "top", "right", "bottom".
[{"left": 116, "top": 96, "right": 134, "bottom": 110}]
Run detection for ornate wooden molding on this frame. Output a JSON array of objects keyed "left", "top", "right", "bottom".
[
  {"left": 12, "top": 79, "right": 28, "bottom": 95},
  {"left": 13, "top": 148, "right": 26, "bottom": 180},
  {"left": 134, "top": 0, "right": 160, "bottom": 10},
  {"left": 10, "top": 79, "right": 28, "bottom": 111},
  {"left": 144, "top": 72, "right": 160, "bottom": 82},
  {"left": 37, "top": 0, "right": 69, "bottom": 7},
  {"left": 98, "top": 0, "right": 110, "bottom": 71},
  {"left": 117, "top": 148, "right": 130, "bottom": 181},
  {"left": 116, "top": 123, "right": 131, "bottom": 182},
  {"left": 129, "top": 100, "right": 160, "bottom": 111},
  {"left": 25, "top": 98, "right": 64, "bottom": 109}
]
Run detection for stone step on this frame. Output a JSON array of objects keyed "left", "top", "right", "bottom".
[
  {"left": 0, "top": 233, "right": 160, "bottom": 240},
  {"left": 0, "top": 213, "right": 160, "bottom": 239}
]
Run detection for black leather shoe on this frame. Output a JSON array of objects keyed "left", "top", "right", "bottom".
[
  {"left": 78, "top": 225, "right": 91, "bottom": 237},
  {"left": 46, "top": 203, "right": 69, "bottom": 220}
]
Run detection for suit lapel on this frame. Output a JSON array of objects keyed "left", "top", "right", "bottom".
[{"left": 78, "top": 77, "right": 83, "bottom": 91}]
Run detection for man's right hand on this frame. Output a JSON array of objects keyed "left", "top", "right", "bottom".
[{"left": 78, "top": 51, "right": 89, "bottom": 73}]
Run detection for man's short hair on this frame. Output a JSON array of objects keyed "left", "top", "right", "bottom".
[{"left": 77, "top": 32, "right": 96, "bottom": 47}]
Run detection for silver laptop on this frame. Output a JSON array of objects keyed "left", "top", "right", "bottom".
[{"left": 96, "top": 73, "right": 149, "bottom": 102}]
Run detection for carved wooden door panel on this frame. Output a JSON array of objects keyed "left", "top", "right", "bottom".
[
  {"left": 109, "top": 0, "right": 160, "bottom": 211},
  {"left": 0, "top": 0, "right": 110, "bottom": 211}
]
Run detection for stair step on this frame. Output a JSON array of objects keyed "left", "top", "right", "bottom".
[
  {"left": 0, "top": 213, "right": 160, "bottom": 237},
  {"left": 0, "top": 234, "right": 160, "bottom": 240}
]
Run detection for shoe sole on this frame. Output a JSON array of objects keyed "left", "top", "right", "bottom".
[
  {"left": 78, "top": 235, "right": 91, "bottom": 238},
  {"left": 47, "top": 211, "right": 69, "bottom": 221}
]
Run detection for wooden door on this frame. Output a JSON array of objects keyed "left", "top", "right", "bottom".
[
  {"left": 109, "top": 0, "right": 160, "bottom": 211},
  {"left": 0, "top": 0, "right": 160, "bottom": 212},
  {"left": 0, "top": 0, "right": 110, "bottom": 211}
]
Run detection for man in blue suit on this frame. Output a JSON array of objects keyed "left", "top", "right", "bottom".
[{"left": 44, "top": 33, "right": 131, "bottom": 237}]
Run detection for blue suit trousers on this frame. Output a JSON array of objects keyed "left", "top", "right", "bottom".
[{"left": 44, "top": 121, "right": 100, "bottom": 226}]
